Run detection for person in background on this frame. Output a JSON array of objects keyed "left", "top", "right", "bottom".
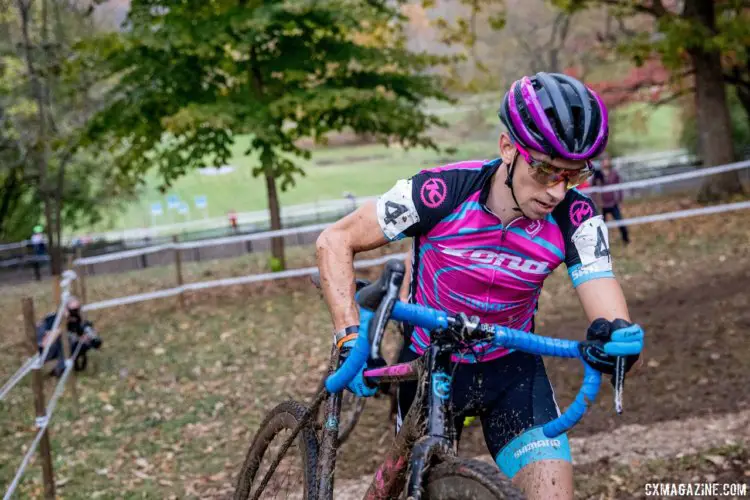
[
  {"left": 593, "top": 153, "right": 630, "bottom": 245},
  {"left": 228, "top": 209, "right": 239, "bottom": 234},
  {"left": 30, "top": 225, "right": 46, "bottom": 256},
  {"left": 36, "top": 296, "right": 102, "bottom": 377}
]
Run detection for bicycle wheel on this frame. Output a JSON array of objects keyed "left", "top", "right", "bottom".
[
  {"left": 315, "top": 377, "right": 366, "bottom": 445},
  {"left": 422, "top": 458, "right": 524, "bottom": 500},
  {"left": 234, "top": 400, "right": 319, "bottom": 500}
]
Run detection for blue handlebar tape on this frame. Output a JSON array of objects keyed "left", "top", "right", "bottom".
[
  {"left": 543, "top": 362, "right": 601, "bottom": 438},
  {"left": 390, "top": 301, "right": 450, "bottom": 331},
  {"left": 493, "top": 325, "right": 580, "bottom": 358},
  {"left": 325, "top": 307, "right": 374, "bottom": 393}
]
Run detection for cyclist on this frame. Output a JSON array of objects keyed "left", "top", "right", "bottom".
[{"left": 316, "top": 72, "right": 644, "bottom": 500}]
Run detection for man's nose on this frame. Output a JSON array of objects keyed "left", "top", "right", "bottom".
[{"left": 546, "top": 180, "right": 567, "bottom": 202}]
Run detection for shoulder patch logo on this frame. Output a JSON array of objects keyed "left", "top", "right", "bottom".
[
  {"left": 569, "top": 200, "right": 593, "bottom": 227},
  {"left": 420, "top": 178, "right": 447, "bottom": 208}
]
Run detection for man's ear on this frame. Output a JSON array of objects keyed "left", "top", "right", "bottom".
[{"left": 499, "top": 133, "right": 516, "bottom": 165}]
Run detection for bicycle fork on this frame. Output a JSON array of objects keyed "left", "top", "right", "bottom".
[{"left": 405, "top": 343, "right": 456, "bottom": 500}]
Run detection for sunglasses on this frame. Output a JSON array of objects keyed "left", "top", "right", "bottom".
[{"left": 514, "top": 142, "right": 593, "bottom": 190}]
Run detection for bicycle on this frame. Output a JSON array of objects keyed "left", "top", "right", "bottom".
[
  {"left": 311, "top": 277, "right": 402, "bottom": 446},
  {"left": 234, "top": 259, "right": 607, "bottom": 499}
]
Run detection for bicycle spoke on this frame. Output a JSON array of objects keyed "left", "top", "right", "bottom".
[{"left": 249, "top": 391, "right": 325, "bottom": 500}]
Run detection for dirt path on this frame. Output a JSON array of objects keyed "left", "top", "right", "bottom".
[{"left": 329, "top": 409, "right": 750, "bottom": 499}]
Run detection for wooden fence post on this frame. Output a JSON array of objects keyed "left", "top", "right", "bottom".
[
  {"left": 173, "top": 235, "right": 185, "bottom": 308},
  {"left": 22, "top": 298, "right": 56, "bottom": 500}
]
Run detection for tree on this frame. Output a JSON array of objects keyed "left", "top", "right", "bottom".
[
  {"left": 1, "top": 0, "right": 131, "bottom": 273},
  {"left": 553, "top": 0, "right": 746, "bottom": 201},
  {"left": 86, "top": 0, "right": 452, "bottom": 270}
]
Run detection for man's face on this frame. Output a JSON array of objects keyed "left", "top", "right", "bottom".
[{"left": 498, "top": 134, "right": 589, "bottom": 220}]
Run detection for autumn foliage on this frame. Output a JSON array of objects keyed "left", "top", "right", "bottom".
[{"left": 587, "top": 59, "right": 676, "bottom": 109}]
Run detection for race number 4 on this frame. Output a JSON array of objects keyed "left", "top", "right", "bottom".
[
  {"left": 594, "top": 226, "right": 610, "bottom": 261},
  {"left": 376, "top": 179, "right": 420, "bottom": 240},
  {"left": 382, "top": 201, "right": 409, "bottom": 226}
]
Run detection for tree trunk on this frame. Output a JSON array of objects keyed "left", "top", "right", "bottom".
[
  {"left": 685, "top": 0, "right": 744, "bottom": 201},
  {"left": 264, "top": 170, "right": 286, "bottom": 270}
]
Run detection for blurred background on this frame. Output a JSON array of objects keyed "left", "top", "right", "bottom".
[{"left": 1, "top": 1, "right": 749, "bottom": 499}]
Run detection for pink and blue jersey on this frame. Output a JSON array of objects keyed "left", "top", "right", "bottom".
[{"left": 376, "top": 159, "right": 614, "bottom": 363}]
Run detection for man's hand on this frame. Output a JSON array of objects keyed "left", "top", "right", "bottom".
[
  {"left": 341, "top": 338, "right": 382, "bottom": 398},
  {"left": 578, "top": 318, "right": 644, "bottom": 377}
]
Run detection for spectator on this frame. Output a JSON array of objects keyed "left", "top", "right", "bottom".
[
  {"left": 36, "top": 296, "right": 102, "bottom": 377},
  {"left": 30, "top": 225, "right": 46, "bottom": 256},
  {"left": 592, "top": 153, "right": 630, "bottom": 245},
  {"left": 228, "top": 209, "right": 239, "bottom": 234}
]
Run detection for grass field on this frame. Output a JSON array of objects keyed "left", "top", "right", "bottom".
[
  {"left": 1, "top": 195, "right": 748, "bottom": 498},
  {"left": 93, "top": 101, "right": 681, "bottom": 234}
]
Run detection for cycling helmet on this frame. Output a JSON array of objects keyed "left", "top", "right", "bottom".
[{"left": 499, "top": 72, "right": 608, "bottom": 160}]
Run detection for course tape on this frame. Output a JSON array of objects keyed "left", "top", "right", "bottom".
[
  {"left": 71, "top": 161, "right": 749, "bottom": 267},
  {"left": 582, "top": 159, "right": 750, "bottom": 194},
  {"left": 82, "top": 253, "right": 408, "bottom": 312},
  {"left": 2, "top": 328, "right": 84, "bottom": 500},
  {"left": 80, "top": 199, "right": 750, "bottom": 313},
  {"left": 605, "top": 200, "right": 750, "bottom": 227},
  {"left": 0, "top": 271, "right": 78, "bottom": 401}
]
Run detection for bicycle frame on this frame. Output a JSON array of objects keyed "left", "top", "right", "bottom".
[{"left": 316, "top": 332, "right": 464, "bottom": 500}]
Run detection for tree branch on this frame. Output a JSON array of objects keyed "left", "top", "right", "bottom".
[
  {"left": 651, "top": 86, "right": 694, "bottom": 106},
  {"left": 598, "top": 0, "right": 669, "bottom": 18}
]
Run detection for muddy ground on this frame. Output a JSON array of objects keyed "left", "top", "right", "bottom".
[{"left": 1, "top": 198, "right": 748, "bottom": 498}]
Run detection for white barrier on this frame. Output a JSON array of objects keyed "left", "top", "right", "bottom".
[
  {"left": 2, "top": 271, "right": 81, "bottom": 500},
  {"left": 77, "top": 198, "right": 750, "bottom": 313},
  {"left": 0, "top": 270, "right": 79, "bottom": 402},
  {"left": 0, "top": 241, "right": 30, "bottom": 252},
  {"left": 606, "top": 200, "right": 750, "bottom": 227},
  {"left": 582, "top": 159, "right": 750, "bottom": 194},
  {"left": 73, "top": 223, "right": 333, "bottom": 266},
  {"left": 71, "top": 160, "right": 749, "bottom": 268},
  {"left": 82, "top": 253, "right": 408, "bottom": 312}
]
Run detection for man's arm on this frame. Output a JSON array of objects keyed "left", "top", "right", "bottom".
[
  {"left": 316, "top": 201, "right": 390, "bottom": 331},
  {"left": 575, "top": 278, "right": 630, "bottom": 323},
  {"left": 576, "top": 277, "right": 644, "bottom": 373}
]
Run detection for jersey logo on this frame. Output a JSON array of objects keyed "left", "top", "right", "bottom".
[
  {"left": 420, "top": 178, "right": 447, "bottom": 208},
  {"left": 525, "top": 220, "right": 544, "bottom": 238},
  {"left": 442, "top": 247, "right": 549, "bottom": 275},
  {"left": 569, "top": 200, "right": 593, "bottom": 227}
]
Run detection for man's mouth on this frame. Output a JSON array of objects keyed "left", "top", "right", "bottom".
[{"left": 535, "top": 199, "right": 555, "bottom": 211}]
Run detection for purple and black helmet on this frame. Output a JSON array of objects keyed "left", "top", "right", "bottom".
[{"left": 499, "top": 72, "right": 609, "bottom": 161}]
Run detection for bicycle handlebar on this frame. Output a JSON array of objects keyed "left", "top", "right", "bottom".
[{"left": 324, "top": 300, "right": 603, "bottom": 438}]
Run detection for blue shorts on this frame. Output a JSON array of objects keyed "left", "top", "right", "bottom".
[{"left": 396, "top": 348, "right": 572, "bottom": 478}]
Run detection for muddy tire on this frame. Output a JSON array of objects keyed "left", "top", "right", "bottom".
[
  {"left": 422, "top": 458, "right": 524, "bottom": 499},
  {"left": 234, "top": 400, "right": 319, "bottom": 500}
]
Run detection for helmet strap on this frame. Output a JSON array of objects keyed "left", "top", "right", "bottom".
[{"left": 505, "top": 150, "right": 525, "bottom": 215}]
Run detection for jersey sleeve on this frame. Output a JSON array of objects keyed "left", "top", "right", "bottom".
[
  {"left": 552, "top": 190, "right": 614, "bottom": 288},
  {"left": 376, "top": 168, "right": 469, "bottom": 240}
]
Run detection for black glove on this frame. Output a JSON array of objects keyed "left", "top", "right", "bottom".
[{"left": 578, "top": 318, "right": 642, "bottom": 377}]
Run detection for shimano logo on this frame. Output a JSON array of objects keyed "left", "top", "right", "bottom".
[
  {"left": 443, "top": 248, "right": 549, "bottom": 275},
  {"left": 513, "top": 439, "right": 561, "bottom": 459}
]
